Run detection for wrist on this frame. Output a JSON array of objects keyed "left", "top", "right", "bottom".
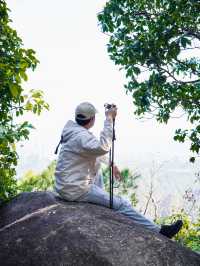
[{"left": 106, "top": 116, "right": 113, "bottom": 122}]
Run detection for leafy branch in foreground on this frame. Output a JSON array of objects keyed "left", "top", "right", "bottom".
[{"left": 0, "top": 1, "right": 49, "bottom": 203}]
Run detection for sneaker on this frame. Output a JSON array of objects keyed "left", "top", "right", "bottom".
[{"left": 160, "top": 220, "right": 183, "bottom": 239}]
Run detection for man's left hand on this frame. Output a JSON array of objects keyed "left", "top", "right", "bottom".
[{"left": 113, "top": 165, "right": 122, "bottom": 181}]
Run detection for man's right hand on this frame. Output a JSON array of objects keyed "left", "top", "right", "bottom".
[{"left": 105, "top": 105, "right": 117, "bottom": 120}]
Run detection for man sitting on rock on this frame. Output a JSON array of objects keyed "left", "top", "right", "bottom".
[{"left": 54, "top": 102, "right": 183, "bottom": 239}]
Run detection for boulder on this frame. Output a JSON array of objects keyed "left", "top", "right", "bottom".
[{"left": 0, "top": 191, "right": 199, "bottom": 266}]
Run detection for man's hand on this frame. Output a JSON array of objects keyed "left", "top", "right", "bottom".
[
  {"left": 113, "top": 165, "right": 122, "bottom": 181},
  {"left": 105, "top": 105, "right": 117, "bottom": 120}
]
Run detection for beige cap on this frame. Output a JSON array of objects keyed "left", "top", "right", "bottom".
[{"left": 75, "top": 102, "right": 98, "bottom": 120}]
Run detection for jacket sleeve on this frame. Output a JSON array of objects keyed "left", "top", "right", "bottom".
[
  {"left": 95, "top": 155, "right": 110, "bottom": 175},
  {"left": 79, "top": 119, "right": 113, "bottom": 157},
  {"left": 97, "top": 155, "right": 110, "bottom": 165}
]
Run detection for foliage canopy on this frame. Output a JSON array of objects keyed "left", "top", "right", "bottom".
[
  {"left": 0, "top": 1, "right": 49, "bottom": 203},
  {"left": 98, "top": 0, "right": 200, "bottom": 161}
]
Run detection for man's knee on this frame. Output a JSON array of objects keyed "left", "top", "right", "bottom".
[{"left": 113, "top": 196, "right": 132, "bottom": 211}]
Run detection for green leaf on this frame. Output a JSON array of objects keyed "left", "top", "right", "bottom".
[
  {"left": 9, "top": 84, "right": 19, "bottom": 98},
  {"left": 25, "top": 101, "right": 33, "bottom": 111},
  {"left": 180, "top": 37, "right": 191, "bottom": 48},
  {"left": 189, "top": 157, "right": 195, "bottom": 163},
  {"left": 20, "top": 71, "right": 28, "bottom": 81}
]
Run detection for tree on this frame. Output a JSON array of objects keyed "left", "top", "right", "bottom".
[
  {"left": 98, "top": 0, "right": 200, "bottom": 161},
  {"left": 0, "top": 1, "right": 49, "bottom": 203}
]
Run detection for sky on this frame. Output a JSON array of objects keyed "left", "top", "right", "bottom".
[{"left": 6, "top": 0, "right": 199, "bottom": 193}]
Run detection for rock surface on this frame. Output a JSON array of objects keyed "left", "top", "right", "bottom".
[{"left": 0, "top": 191, "right": 200, "bottom": 266}]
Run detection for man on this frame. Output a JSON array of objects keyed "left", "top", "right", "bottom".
[{"left": 54, "top": 102, "right": 183, "bottom": 238}]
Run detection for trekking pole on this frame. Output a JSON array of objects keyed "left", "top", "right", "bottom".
[
  {"left": 109, "top": 118, "right": 116, "bottom": 209},
  {"left": 104, "top": 103, "right": 116, "bottom": 209}
]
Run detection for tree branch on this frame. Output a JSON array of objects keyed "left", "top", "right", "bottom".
[
  {"left": 183, "top": 29, "right": 200, "bottom": 41},
  {"left": 157, "top": 65, "right": 200, "bottom": 84}
]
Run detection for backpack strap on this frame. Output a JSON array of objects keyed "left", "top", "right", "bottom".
[{"left": 54, "top": 135, "right": 64, "bottom": 155}]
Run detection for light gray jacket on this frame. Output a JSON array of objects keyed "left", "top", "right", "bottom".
[{"left": 54, "top": 119, "right": 112, "bottom": 200}]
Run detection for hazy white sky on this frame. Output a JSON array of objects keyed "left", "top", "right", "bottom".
[{"left": 6, "top": 0, "right": 198, "bottom": 181}]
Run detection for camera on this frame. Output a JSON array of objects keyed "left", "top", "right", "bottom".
[{"left": 104, "top": 103, "right": 116, "bottom": 110}]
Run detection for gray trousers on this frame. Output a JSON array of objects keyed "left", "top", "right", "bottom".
[{"left": 77, "top": 174, "right": 160, "bottom": 232}]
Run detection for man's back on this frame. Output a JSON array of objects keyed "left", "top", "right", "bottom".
[{"left": 54, "top": 119, "right": 112, "bottom": 200}]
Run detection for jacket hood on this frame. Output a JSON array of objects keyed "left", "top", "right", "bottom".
[{"left": 62, "top": 120, "right": 87, "bottom": 143}]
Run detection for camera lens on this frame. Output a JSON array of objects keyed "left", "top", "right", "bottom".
[{"left": 104, "top": 103, "right": 116, "bottom": 109}]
